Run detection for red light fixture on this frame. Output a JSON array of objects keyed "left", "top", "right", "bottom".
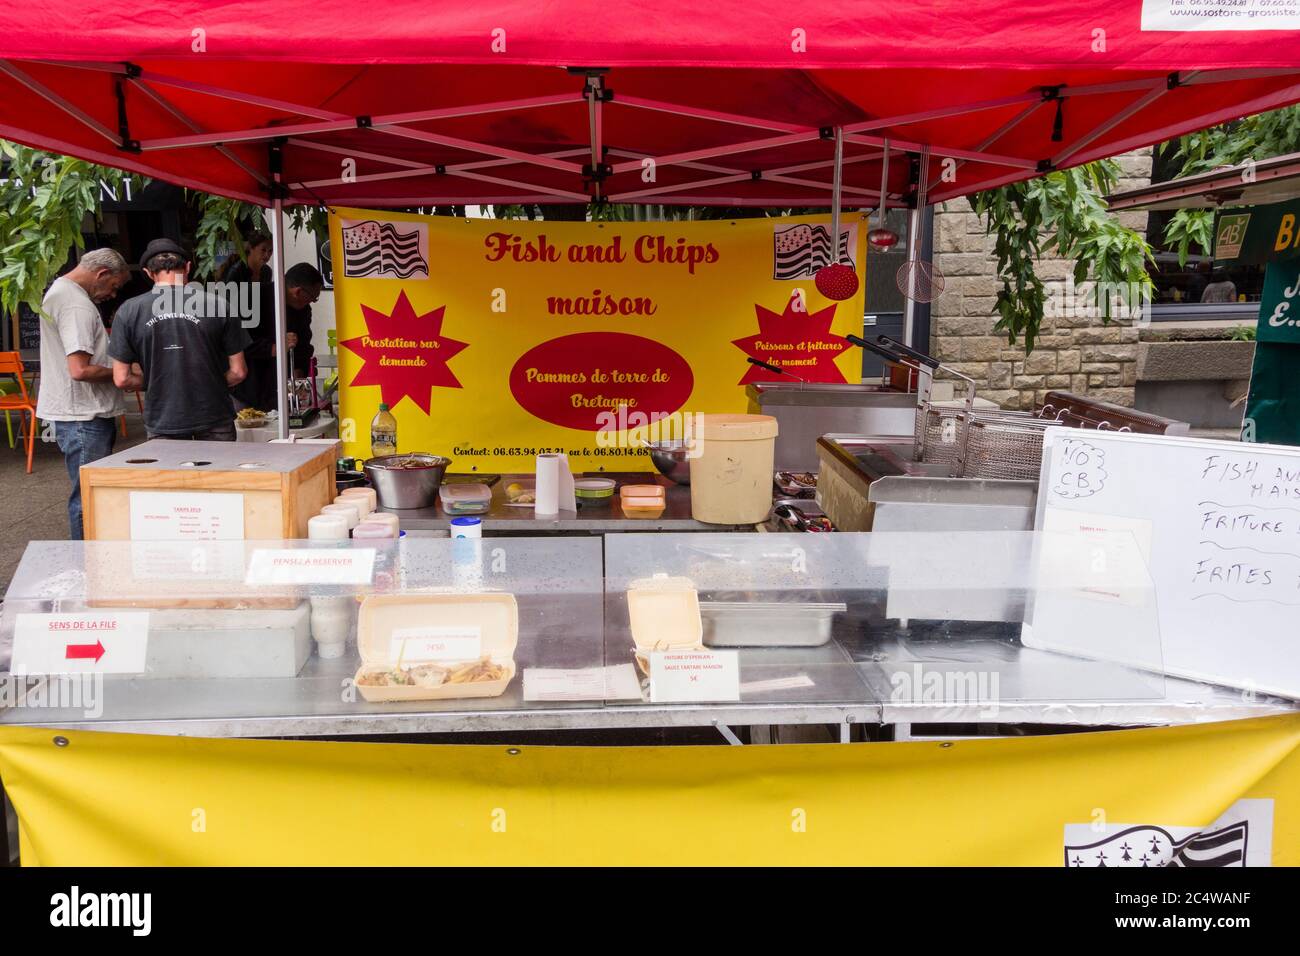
[{"left": 868, "top": 227, "right": 899, "bottom": 249}]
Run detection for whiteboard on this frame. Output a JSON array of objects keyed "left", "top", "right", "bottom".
[{"left": 1031, "top": 429, "right": 1300, "bottom": 700}]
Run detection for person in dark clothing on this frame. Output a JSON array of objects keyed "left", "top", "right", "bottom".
[
  {"left": 220, "top": 234, "right": 274, "bottom": 410},
  {"left": 109, "top": 238, "right": 250, "bottom": 440},
  {"left": 241, "top": 261, "right": 323, "bottom": 412},
  {"left": 283, "top": 262, "right": 322, "bottom": 380}
]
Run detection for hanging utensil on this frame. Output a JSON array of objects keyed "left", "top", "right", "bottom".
[
  {"left": 814, "top": 126, "right": 860, "bottom": 302},
  {"left": 868, "top": 138, "right": 899, "bottom": 250},
  {"left": 896, "top": 145, "right": 946, "bottom": 304},
  {"left": 746, "top": 356, "right": 807, "bottom": 388}
]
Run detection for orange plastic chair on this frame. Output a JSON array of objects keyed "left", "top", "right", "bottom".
[
  {"left": 118, "top": 389, "right": 144, "bottom": 437},
  {"left": 0, "top": 351, "right": 36, "bottom": 473}
]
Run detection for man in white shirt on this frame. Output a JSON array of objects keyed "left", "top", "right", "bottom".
[{"left": 37, "top": 248, "right": 139, "bottom": 539}]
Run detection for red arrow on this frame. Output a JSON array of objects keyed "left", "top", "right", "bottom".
[{"left": 65, "top": 640, "right": 105, "bottom": 662}]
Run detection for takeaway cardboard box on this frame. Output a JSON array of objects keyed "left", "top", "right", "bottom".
[
  {"left": 354, "top": 592, "right": 519, "bottom": 702},
  {"left": 626, "top": 574, "right": 704, "bottom": 675}
]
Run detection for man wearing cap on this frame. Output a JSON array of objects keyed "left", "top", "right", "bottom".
[{"left": 109, "top": 239, "right": 251, "bottom": 441}]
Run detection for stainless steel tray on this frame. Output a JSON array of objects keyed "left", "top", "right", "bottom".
[{"left": 699, "top": 600, "right": 847, "bottom": 647}]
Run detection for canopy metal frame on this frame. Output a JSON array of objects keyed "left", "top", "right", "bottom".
[
  {"left": 9, "top": 58, "right": 1299, "bottom": 211},
  {"left": 5, "top": 58, "right": 1300, "bottom": 435}
]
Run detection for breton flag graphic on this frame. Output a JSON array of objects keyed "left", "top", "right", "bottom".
[
  {"left": 1065, "top": 822, "right": 1249, "bottom": 867},
  {"left": 341, "top": 220, "right": 428, "bottom": 279},
  {"left": 1062, "top": 800, "right": 1272, "bottom": 867},
  {"left": 772, "top": 223, "right": 855, "bottom": 280}
]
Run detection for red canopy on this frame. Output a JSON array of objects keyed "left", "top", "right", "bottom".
[{"left": 1, "top": 2, "right": 1298, "bottom": 208}]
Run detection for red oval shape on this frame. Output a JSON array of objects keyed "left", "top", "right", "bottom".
[{"left": 509, "top": 332, "right": 694, "bottom": 432}]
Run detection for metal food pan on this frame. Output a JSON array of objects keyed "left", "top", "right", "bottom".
[{"left": 699, "top": 600, "right": 847, "bottom": 647}]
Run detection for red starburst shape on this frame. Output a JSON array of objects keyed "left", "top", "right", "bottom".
[
  {"left": 731, "top": 298, "right": 851, "bottom": 385},
  {"left": 340, "top": 290, "right": 468, "bottom": 414}
]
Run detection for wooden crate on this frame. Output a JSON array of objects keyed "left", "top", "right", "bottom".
[{"left": 81, "top": 439, "right": 339, "bottom": 541}]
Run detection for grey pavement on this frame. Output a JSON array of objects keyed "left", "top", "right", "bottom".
[{"left": 0, "top": 409, "right": 149, "bottom": 592}]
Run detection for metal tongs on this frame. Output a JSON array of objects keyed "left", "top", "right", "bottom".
[{"left": 746, "top": 356, "right": 807, "bottom": 388}]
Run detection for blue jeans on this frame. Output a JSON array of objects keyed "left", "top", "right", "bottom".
[{"left": 54, "top": 417, "right": 118, "bottom": 540}]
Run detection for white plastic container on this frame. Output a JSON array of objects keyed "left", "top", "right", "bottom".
[
  {"left": 450, "top": 516, "right": 483, "bottom": 539},
  {"left": 363, "top": 512, "right": 400, "bottom": 536},
  {"left": 307, "top": 513, "right": 350, "bottom": 540},
  {"left": 321, "top": 501, "right": 361, "bottom": 530},
  {"left": 310, "top": 596, "right": 353, "bottom": 659},
  {"left": 688, "top": 414, "right": 778, "bottom": 524},
  {"left": 337, "top": 486, "right": 376, "bottom": 517}
]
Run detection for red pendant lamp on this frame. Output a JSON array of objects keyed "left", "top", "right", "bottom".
[{"left": 868, "top": 138, "right": 899, "bottom": 250}]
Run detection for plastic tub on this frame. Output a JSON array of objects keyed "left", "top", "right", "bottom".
[
  {"left": 689, "top": 414, "right": 778, "bottom": 524},
  {"left": 337, "top": 486, "right": 377, "bottom": 517},
  {"left": 364, "top": 512, "right": 400, "bottom": 536},
  {"left": 439, "top": 481, "right": 491, "bottom": 515},
  {"left": 320, "top": 501, "right": 361, "bottom": 530},
  {"left": 352, "top": 521, "right": 396, "bottom": 540},
  {"left": 575, "top": 477, "right": 616, "bottom": 506},
  {"left": 450, "top": 516, "right": 483, "bottom": 538},
  {"left": 620, "top": 483, "right": 666, "bottom": 518}
]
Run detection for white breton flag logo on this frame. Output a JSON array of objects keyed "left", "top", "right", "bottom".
[
  {"left": 341, "top": 219, "right": 429, "bottom": 280},
  {"left": 772, "top": 223, "right": 854, "bottom": 280},
  {"left": 1063, "top": 799, "right": 1272, "bottom": 867}
]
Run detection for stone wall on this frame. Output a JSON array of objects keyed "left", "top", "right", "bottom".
[{"left": 928, "top": 149, "right": 1153, "bottom": 410}]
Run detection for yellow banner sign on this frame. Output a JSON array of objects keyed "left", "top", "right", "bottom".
[
  {"left": 330, "top": 210, "right": 867, "bottom": 471},
  {"left": 2, "top": 716, "right": 1296, "bottom": 865}
]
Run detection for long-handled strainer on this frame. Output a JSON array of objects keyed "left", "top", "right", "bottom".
[
  {"left": 814, "top": 126, "right": 860, "bottom": 301},
  {"left": 896, "top": 145, "right": 946, "bottom": 304}
]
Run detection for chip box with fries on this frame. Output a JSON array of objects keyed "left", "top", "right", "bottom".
[{"left": 354, "top": 593, "right": 518, "bottom": 702}]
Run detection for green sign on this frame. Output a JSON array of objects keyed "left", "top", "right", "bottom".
[
  {"left": 1256, "top": 257, "right": 1300, "bottom": 345},
  {"left": 1244, "top": 258, "right": 1300, "bottom": 447},
  {"left": 1216, "top": 199, "right": 1300, "bottom": 266},
  {"left": 1214, "top": 213, "right": 1251, "bottom": 260}
]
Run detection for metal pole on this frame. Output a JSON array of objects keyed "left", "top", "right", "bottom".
[
  {"left": 830, "top": 126, "right": 843, "bottom": 244},
  {"left": 903, "top": 207, "right": 919, "bottom": 352},
  {"left": 270, "top": 187, "right": 290, "bottom": 440}
]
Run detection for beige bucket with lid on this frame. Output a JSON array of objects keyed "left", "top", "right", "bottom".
[{"left": 688, "top": 414, "right": 778, "bottom": 524}]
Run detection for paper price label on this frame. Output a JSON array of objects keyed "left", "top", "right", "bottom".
[
  {"left": 245, "top": 548, "right": 375, "bottom": 585},
  {"left": 649, "top": 650, "right": 740, "bottom": 703},
  {"left": 12, "top": 611, "right": 150, "bottom": 675},
  {"left": 129, "top": 491, "right": 244, "bottom": 541},
  {"left": 523, "top": 664, "right": 643, "bottom": 702},
  {"left": 391, "top": 626, "right": 482, "bottom": 663}
]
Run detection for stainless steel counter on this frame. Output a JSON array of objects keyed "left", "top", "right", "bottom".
[
  {"left": 384, "top": 473, "right": 755, "bottom": 533},
  {"left": 4, "top": 605, "right": 1293, "bottom": 737}
]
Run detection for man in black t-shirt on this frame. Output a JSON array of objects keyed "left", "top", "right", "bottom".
[{"left": 109, "top": 238, "right": 251, "bottom": 441}]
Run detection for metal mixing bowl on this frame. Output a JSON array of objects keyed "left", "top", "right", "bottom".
[
  {"left": 644, "top": 440, "right": 691, "bottom": 485},
  {"left": 363, "top": 454, "right": 451, "bottom": 509}
]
